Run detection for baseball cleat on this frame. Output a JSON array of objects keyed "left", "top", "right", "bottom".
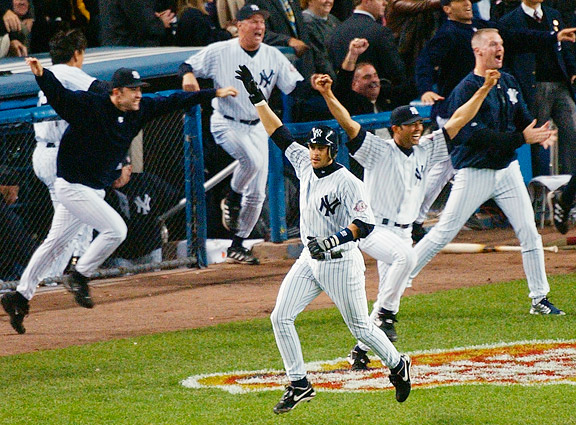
[
  {"left": 377, "top": 309, "right": 398, "bottom": 343},
  {"left": 389, "top": 354, "right": 411, "bottom": 402},
  {"left": 548, "top": 191, "right": 571, "bottom": 235},
  {"left": 273, "top": 383, "right": 316, "bottom": 414},
  {"left": 220, "top": 197, "right": 241, "bottom": 233},
  {"left": 530, "top": 297, "right": 565, "bottom": 315},
  {"left": 347, "top": 348, "right": 370, "bottom": 370},
  {"left": 64, "top": 270, "right": 94, "bottom": 308},
  {"left": 226, "top": 246, "right": 260, "bottom": 265},
  {"left": 1, "top": 291, "right": 29, "bottom": 334}
]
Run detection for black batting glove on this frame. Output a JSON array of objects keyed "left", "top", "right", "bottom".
[{"left": 235, "top": 65, "right": 266, "bottom": 105}]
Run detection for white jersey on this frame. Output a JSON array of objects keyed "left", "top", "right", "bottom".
[
  {"left": 285, "top": 142, "right": 374, "bottom": 249},
  {"left": 352, "top": 129, "right": 448, "bottom": 225},
  {"left": 34, "top": 64, "right": 96, "bottom": 146},
  {"left": 185, "top": 39, "right": 303, "bottom": 120}
]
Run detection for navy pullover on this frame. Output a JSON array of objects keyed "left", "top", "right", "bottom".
[
  {"left": 36, "top": 69, "right": 216, "bottom": 189},
  {"left": 446, "top": 71, "right": 532, "bottom": 170}
]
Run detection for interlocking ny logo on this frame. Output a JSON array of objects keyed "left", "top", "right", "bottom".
[
  {"left": 259, "top": 69, "right": 275, "bottom": 88},
  {"left": 319, "top": 195, "right": 341, "bottom": 216}
]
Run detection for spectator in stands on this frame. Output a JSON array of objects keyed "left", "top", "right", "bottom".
[
  {"left": 302, "top": 0, "right": 341, "bottom": 79},
  {"left": 0, "top": 0, "right": 30, "bottom": 56},
  {"left": 331, "top": 0, "right": 354, "bottom": 20},
  {"left": 327, "top": 0, "right": 416, "bottom": 110},
  {"left": 490, "top": 0, "right": 520, "bottom": 20},
  {"left": 29, "top": 0, "right": 92, "bottom": 53},
  {"left": 99, "top": 0, "right": 175, "bottom": 46},
  {"left": 499, "top": 0, "right": 576, "bottom": 175},
  {"left": 385, "top": 0, "right": 444, "bottom": 77},
  {"left": 544, "top": 0, "right": 576, "bottom": 27},
  {"left": 175, "top": 0, "right": 236, "bottom": 46},
  {"left": 104, "top": 157, "right": 180, "bottom": 268},
  {"left": 332, "top": 38, "right": 390, "bottom": 114},
  {"left": 246, "top": 0, "right": 310, "bottom": 57},
  {"left": 217, "top": 0, "right": 244, "bottom": 30}
]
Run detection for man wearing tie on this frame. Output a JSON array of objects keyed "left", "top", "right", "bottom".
[{"left": 499, "top": 0, "right": 576, "bottom": 176}]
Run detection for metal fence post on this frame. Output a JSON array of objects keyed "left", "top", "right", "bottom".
[{"left": 184, "top": 105, "right": 207, "bottom": 267}]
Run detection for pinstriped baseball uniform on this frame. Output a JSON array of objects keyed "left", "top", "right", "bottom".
[
  {"left": 269, "top": 127, "right": 401, "bottom": 382},
  {"left": 349, "top": 128, "right": 449, "bottom": 352},
  {"left": 33, "top": 64, "right": 96, "bottom": 279},
  {"left": 184, "top": 39, "right": 303, "bottom": 238},
  {"left": 411, "top": 71, "right": 551, "bottom": 301}
]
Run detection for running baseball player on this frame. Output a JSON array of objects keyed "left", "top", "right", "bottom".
[
  {"left": 33, "top": 30, "right": 108, "bottom": 281},
  {"left": 179, "top": 3, "right": 303, "bottom": 265},
  {"left": 410, "top": 28, "right": 565, "bottom": 315},
  {"left": 312, "top": 56, "right": 500, "bottom": 367},
  {"left": 1, "top": 58, "right": 237, "bottom": 335},
  {"left": 235, "top": 64, "right": 412, "bottom": 413}
]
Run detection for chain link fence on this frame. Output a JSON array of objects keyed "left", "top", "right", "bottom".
[{"left": 0, "top": 99, "right": 205, "bottom": 291}]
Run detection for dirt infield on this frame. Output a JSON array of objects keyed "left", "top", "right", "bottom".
[{"left": 2, "top": 227, "right": 575, "bottom": 357}]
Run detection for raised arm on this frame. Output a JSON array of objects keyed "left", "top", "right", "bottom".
[
  {"left": 312, "top": 74, "right": 361, "bottom": 139},
  {"left": 235, "top": 65, "right": 283, "bottom": 136},
  {"left": 443, "top": 69, "right": 500, "bottom": 140}
]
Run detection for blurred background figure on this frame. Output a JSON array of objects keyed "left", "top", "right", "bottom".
[{"left": 175, "top": 0, "right": 236, "bottom": 46}]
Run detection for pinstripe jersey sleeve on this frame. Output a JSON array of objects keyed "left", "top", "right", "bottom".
[
  {"left": 350, "top": 131, "right": 395, "bottom": 169},
  {"left": 285, "top": 142, "right": 310, "bottom": 178},
  {"left": 419, "top": 128, "right": 449, "bottom": 170}
]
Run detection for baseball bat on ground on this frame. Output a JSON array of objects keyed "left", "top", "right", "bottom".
[{"left": 440, "top": 243, "right": 558, "bottom": 253}]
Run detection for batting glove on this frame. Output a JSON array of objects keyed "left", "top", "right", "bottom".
[
  {"left": 307, "top": 235, "right": 339, "bottom": 257},
  {"left": 235, "top": 65, "right": 265, "bottom": 105}
]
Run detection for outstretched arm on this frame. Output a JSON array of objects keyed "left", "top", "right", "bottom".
[
  {"left": 312, "top": 74, "right": 361, "bottom": 139},
  {"left": 443, "top": 69, "right": 500, "bottom": 140},
  {"left": 235, "top": 65, "right": 283, "bottom": 136}
]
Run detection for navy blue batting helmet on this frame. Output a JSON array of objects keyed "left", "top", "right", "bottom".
[{"left": 306, "top": 125, "right": 339, "bottom": 159}]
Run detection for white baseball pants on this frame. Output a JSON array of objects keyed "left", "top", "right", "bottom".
[
  {"left": 411, "top": 161, "right": 550, "bottom": 299},
  {"left": 17, "top": 178, "right": 127, "bottom": 300},
  {"left": 211, "top": 112, "right": 269, "bottom": 239},
  {"left": 270, "top": 249, "right": 401, "bottom": 381},
  {"left": 32, "top": 144, "right": 92, "bottom": 278},
  {"left": 356, "top": 225, "right": 416, "bottom": 352}
]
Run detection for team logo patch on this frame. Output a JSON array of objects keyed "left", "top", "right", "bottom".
[
  {"left": 181, "top": 340, "right": 576, "bottom": 394},
  {"left": 507, "top": 88, "right": 519, "bottom": 104},
  {"left": 353, "top": 200, "right": 368, "bottom": 212},
  {"left": 132, "top": 70, "right": 141, "bottom": 80}
]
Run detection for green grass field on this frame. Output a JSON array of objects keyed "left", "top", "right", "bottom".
[{"left": 1, "top": 275, "right": 575, "bottom": 425}]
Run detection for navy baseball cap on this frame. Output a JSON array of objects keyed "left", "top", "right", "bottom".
[
  {"left": 390, "top": 106, "right": 423, "bottom": 126},
  {"left": 236, "top": 3, "right": 270, "bottom": 21},
  {"left": 111, "top": 68, "right": 150, "bottom": 89}
]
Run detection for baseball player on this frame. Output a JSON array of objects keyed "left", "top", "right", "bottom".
[
  {"left": 312, "top": 61, "right": 500, "bottom": 366},
  {"left": 235, "top": 64, "right": 412, "bottom": 413},
  {"left": 179, "top": 3, "right": 304, "bottom": 265},
  {"left": 549, "top": 175, "right": 576, "bottom": 234},
  {"left": 410, "top": 28, "right": 565, "bottom": 315},
  {"left": 33, "top": 30, "right": 109, "bottom": 281},
  {"left": 0, "top": 57, "right": 237, "bottom": 335}
]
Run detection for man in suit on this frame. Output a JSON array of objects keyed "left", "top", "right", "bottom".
[
  {"left": 327, "top": 0, "right": 416, "bottom": 109},
  {"left": 500, "top": 0, "right": 576, "bottom": 175}
]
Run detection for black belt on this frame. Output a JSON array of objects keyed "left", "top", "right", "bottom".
[
  {"left": 46, "top": 143, "right": 57, "bottom": 148},
  {"left": 312, "top": 250, "right": 344, "bottom": 261},
  {"left": 223, "top": 115, "right": 260, "bottom": 126},
  {"left": 382, "top": 218, "right": 410, "bottom": 229}
]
